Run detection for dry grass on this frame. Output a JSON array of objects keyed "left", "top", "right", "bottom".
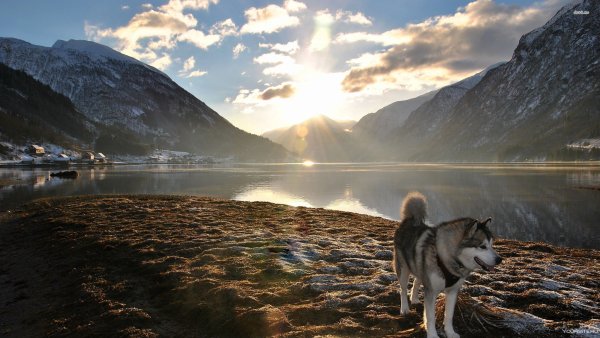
[{"left": 0, "top": 195, "right": 598, "bottom": 337}]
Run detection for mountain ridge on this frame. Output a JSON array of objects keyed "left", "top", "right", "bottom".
[{"left": 0, "top": 37, "right": 289, "bottom": 161}]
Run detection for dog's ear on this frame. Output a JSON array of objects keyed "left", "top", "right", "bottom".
[
  {"left": 466, "top": 219, "right": 478, "bottom": 237},
  {"left": 480, "top": 217, "right": 492, "bottom": 227}
]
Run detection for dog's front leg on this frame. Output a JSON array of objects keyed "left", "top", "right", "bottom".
[
  {"left": 443, "top": 287, "right": 460, "bottom": 338},
  {"left": 423, "top": 289, "right": 439, "bottom": 338}
]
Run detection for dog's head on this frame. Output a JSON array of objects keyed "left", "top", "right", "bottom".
[{"left": 457, "top": 218, "right": 502, "bottom": 272}]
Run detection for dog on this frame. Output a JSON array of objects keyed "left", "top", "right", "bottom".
[{"left": 393, "top": 192, "right": 502, "bottom": 338}]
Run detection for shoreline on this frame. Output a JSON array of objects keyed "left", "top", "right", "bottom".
[{"left": 0, "top": 195, "right": 598, "bottom": 337}]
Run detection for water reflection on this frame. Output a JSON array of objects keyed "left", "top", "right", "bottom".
[{"left": 0, "top": 164, "right": 599, "bottom": 249}]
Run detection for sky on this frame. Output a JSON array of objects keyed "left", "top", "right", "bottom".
[{"left": 0, "top": 0, "right": 570, "bottom": 134}]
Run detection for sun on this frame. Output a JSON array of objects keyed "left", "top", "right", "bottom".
[{"left": 282, "top": 71, "right": 346, "bottom": 125}]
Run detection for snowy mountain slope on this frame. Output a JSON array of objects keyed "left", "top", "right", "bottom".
[
  {"left": 0, "top": 63, "right": 94, "bottom": 146},
  {"left": 383, "top": 63, "right": 504, "bottom": 159},
  {"left": 351, "top": 90, "right": 437, "bottom": 140},
  {"left": 390, "top": 0, "right": 599, "bottom": 161},
  {"left": 0, "top": 38, "right": 288, "bottom": 160}
]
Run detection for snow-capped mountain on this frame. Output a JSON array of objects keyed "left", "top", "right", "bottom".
[
  {"left": 351, "top": 90, "right": 437, "bottom": 141},
  {"left": 0, "top": 63, "right": 94, "bottom": 147},
  {"left": 394, "top": 0, "right": 599, "bottom": 161},
  {"left": 382, "top": 63, "right": 504, "bottom": 159},
  {"left": 0, "top": 38, "right": 288, "bottom": 160}
]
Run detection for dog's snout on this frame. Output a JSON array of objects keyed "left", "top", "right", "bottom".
[{"left": 495, "top": 256, "right": 503, "bottom": 265}]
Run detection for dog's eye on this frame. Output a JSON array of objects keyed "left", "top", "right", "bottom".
[{"left": 479, "top": 245, "right": 486, "bottom": 249}]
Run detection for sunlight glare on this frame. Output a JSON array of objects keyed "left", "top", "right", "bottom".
[{"left": 302, "top": 160, "right": 315, "bottom": 167}]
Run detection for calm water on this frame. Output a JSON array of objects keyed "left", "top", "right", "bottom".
[{"left": 1, "top": 163, "right": 599, "bottom": 249}]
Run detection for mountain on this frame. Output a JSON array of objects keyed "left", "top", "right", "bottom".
[
  {"left": 0, "top": 38, "right": 288, "bottom": 161},
  {"left": 383, "top": 63, "right": 504, "bottom": 160},
  {"left": 0, "top": 63, "right": 94, "bottom": 147},
  {"left": 391, "top": 0, "right": 599, "bottom": 161},
  {"left": 351, "top": 90, "right": 437, "bottom": 140},
  {"left": 262, "top": 115, "right": 361, "bottom": 162}
]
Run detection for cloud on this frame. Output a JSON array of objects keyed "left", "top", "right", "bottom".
[
  {"left": 121, "top": 5, "right": 130, "bottom": 10},
  {"left": 254, "top": 52, "right": 295, "bottom": 65},
  {"left": 182, "top": 56, "right": 195, "bottom": 72},
  {"left": 254, "top": 52, "right": 302, "bottom": 76},
  {"left": 284, "top": 0, "right": 307, "bottom": 13},
  {"left": 178, "top": 29, "right": 221, "bottom": 49},
  {"left": 240, "top": 2, "right": 302, "bottom": 34},
  {"left": 260, "top": 83, "right": 296, "bottom": 100},
  {"left": 160, "top": 0, "right": 219, "bottom": 13},
  {"left": 186, "top": 70, "right": 207, "bottom": 77},
  {"left": 178, "top": 55, "right": 207, "bottom": 77},
  {"left": 335, "top": 29, "right": 411, "bottom": 46},
  {"left": 210, "top": 18, "right": 238, "bottom": 36},
  {"left": 335, "top": 10, "right": 372, "bottom": 26},
  {"left": 259, "top": 40, "right": 299, "bottom": 54},
  {"left": 340, "top": 0, "right": 570, "bottom": 92},
  {"left": 234, "top": 83, "right": 296, "bottom": 104},
  {"left": 233, "top": 43, "right": 247, "bottom": 59},
  {"left": 150, "top": 53, "right": 172, "bottom": 70},
  {"left": 85, "top": 0, "right": 222, "bottom": 67}
]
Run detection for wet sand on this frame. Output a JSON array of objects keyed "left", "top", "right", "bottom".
[{"left": 0, "top": 195, "right": 598, "bottom": 337}]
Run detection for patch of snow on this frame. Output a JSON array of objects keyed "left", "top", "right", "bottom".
[{"left": 131, "top": 107, "right": 145, "bottom": 117}]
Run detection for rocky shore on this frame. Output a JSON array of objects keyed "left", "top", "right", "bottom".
[{"left": 0, "top": 196, "right": 598, "bottom": 337}]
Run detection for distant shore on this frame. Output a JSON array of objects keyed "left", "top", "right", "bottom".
[{"left": 0, "top": 196, "right": 598, "bottom": 337}]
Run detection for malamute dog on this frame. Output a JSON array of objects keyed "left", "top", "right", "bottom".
[{"left": 393, "top": 192, "right": 502, "bottom": 338}]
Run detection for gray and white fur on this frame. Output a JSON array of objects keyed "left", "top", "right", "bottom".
[{"left": 393, "top": 192, "right": 502, "bottom": 338}]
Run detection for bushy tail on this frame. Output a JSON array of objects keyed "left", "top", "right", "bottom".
[{"left": 400, "top": 191, "right": 427, "bottom": 223}]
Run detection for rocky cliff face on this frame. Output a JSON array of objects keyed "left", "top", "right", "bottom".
[
  {"left": 394, "top": 0, "right": 599, "bottom": 161},
  {"left": 0, "top": 38, "right": 288, "bottom": 160}
]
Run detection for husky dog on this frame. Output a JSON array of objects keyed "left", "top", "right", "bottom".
[{"left": 393, "top": 192, "right": 502, "bottom": 338}]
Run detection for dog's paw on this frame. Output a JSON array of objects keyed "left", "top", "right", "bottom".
[
  {"left": 410, "top": 297, "right": 420, "bottom": 305},
  {"left": 400, "top": 306, "right": 410, "bottom": 315},
  {"left": 444, "top": 330, "right": 460, "bottom": 338},
  {"left": 426, "top": 333, "right": 440, "bottom": 338}
]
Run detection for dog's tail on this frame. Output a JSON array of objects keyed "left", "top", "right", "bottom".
[{"left": 400, "top": 191, "right": 427, "bottom": 223}]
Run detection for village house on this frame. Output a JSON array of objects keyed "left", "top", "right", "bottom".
[
  {"left": 27, "top": 144, "right": 45, "bottom": 156},
  {"left": 82, "top": 152, "right": 95, "bottom": 161}
]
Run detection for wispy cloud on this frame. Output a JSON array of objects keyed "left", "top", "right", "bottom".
[
  {"left": 233, "top": 43, "right": 247, "bottom": 59},
  {"left": 178, "top": 55, "right": 207, "bottom": 77},
  {"left": 259, "top": 40, "right": 299, "bottom": 55},
  {"left": 85, "top": 0, "right": 226, "bottom": 69},
  {"left": 240, "top": 1, "right": 306, "bottom": 34},
  {"left": 340, "top": 0, "right": 569, "bottom": 92},
  {"left": 254, "top": 52, "right": 302, "bottom": 76},
  {"left": 186, "top": 70, "right": 207, "bottom": 78},
  {"left": 177, "top": 29, "right": 221, "bottom": 49},
  {"left": 150, "top": 53, "right": 173, "bottom": 70},
  {"left": 260, "top": 83, "right": 295, "bottom": 100},
  {"left": 335, "top": 10, "right": 372, "bottom": 26},
  {"left": 233, "top": 82, "right": 296, "bottom": 105},
  {"left": 182, "top": 56, "right": 195, "bottom": 72},
  {"left": 284, "top": 0, "right": 307, "bottom": 13}
]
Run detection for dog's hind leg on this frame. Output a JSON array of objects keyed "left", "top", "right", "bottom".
[
  {"left": 393, "top": 249, "right": 410, "bottom": 315},
  {"left": 443, "top": 287, "right": 460, "bottom": 338},
  {"left": 398, "top": 268, "right": 410, "bottom": 315},
  {"left": 410, "top": 277, "right": 421, "bottom": 304}
]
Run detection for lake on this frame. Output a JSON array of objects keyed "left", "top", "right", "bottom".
[{"left": 1, "top": 163, "right": 599, "bottom": 249}]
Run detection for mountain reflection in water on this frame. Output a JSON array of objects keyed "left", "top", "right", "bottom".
[{"left": 1, "top": 163, "right": 598, "bottom": 249}]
